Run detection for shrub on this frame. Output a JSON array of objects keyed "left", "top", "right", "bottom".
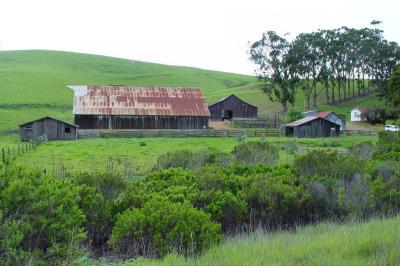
[
  {"left": 154, "top": 149, "right": 232, "bottom": 170},
  {"left": 78, "top": 185, "right": 114, "bottom": 248},
  {"left": 294, "top": 150, "right": 362, "bottom": 180},
  {"left": 109, "top": 199, "right": 221, "bottom": 258},
  {"left": 0, "top": 168, "right": 85, "bottom": 264},
  {"left": 348, "top": 141, "right": 376, "bottom": 161},
  {"left": 139, "top": 141, "right": 147, "bottom": 147},
  {"left": 231, "top": 141, "right": 279, "bottom": 166},
  {"left": 204, "top": 190, "right": 247, "bottom": 232},
  {"left": 243, "top": 166, "right": 311, "bottom": 226},
  {"left": 73, "top": 172, "right": 127, "bottom": 201}
]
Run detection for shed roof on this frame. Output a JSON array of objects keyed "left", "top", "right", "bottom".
[
  {"left": 19, "top": 116, "right": 79, "bottom": 128},
  {"left": 208, "top": 94, "right": 257, "bottom": 109},
  {"left": 68, "top": 85, "right": 210, "bottom": 117},
  {"left": 285, "top": 116, "right": 340, "bottom": 127}
]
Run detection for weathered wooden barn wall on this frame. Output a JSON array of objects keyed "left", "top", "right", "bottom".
[
  {"left": 208, "top": 95, "right": 258, "bottom": 120},
  {"left": 74, "top": 115, "right": 209, "bottom": 129},
  {"left": 19, "top": 117, "right": 78, "bottom": 141},
  {"left": 285, "top": 117, "right": 340, "bottom": 138}
]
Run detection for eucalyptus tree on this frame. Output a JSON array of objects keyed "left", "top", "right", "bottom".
[
  {"left": 249, "top": 31, "right": 298, "bottom": 112},
  {"left": 290, "top": 32, "right": 325, "bottom": 108}
]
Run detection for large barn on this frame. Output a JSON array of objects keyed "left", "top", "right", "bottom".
[
  {"left": 68, "top": 85, "right": 210, "bottom": 129},
  {"left": 285, "top": 116, "right": 340, "bottom": 138},
  {"left": 208, "top": 94, "right": 258, "bottom": 120}
]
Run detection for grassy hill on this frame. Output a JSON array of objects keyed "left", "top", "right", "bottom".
[{"left": 0, "top": 50, "right": 383, "bottom": 130}]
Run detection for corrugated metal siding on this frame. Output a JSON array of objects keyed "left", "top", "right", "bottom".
[
  {"left": 208, "top": 95, "right": 257, "bottom": 120},
  {"left": 70, "top": 86, "right": 210, "bottom": 117}
]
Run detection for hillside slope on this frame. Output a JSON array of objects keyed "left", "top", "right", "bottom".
[{"left": 0, "top": 50, "right": 382, "bottom": 130}]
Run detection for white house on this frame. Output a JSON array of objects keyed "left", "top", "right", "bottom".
[{"left": 351, "top": 107, "right": 368, "bottom": 122}]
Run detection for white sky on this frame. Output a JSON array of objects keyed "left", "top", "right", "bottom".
[{"left": 0, "top": 0, "right": 399, "bottom": 75}]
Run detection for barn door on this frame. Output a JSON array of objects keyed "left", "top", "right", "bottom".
[{"left": 25, "top": 128, "right": 33, "bottom": 139}]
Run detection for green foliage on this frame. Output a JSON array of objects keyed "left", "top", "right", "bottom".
[
  {"left": 154, "top": 148, "right": 232, "bottom": 170},
  {"left": 388, "top": 68, "right": 400, "bottom": 108},
  {"left": 0, "top": 168, "right": 85, "bottom": 264},
  {"left": 348, "top": 141, "right": 376, "bottom": 160},
  {"left": 109, "top": 199, "right": 221, "bottom": 257},
  {"left": 294, "top": 150, "right": 362, "bottom": 180},
  {"left": 243, "top": 166, "right": 311, "bottom": 226},
  {"left": 73, "top": 172, "right": 127, "bottom": 201},
  {"left": 77, "top": 184, "right": 114, "bottom": 248},
  {"left": 231, "top": 141, "right": 279, "bottom": 166},
  {"left": 287, "top": 109, "right": 304, "bottom": 122}
]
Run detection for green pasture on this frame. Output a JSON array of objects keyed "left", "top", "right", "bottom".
[
  {"left": 0, "top": 50, "right": 383, "bottom": 131},
  {"left": 0, "top": 134, "right": 377, "bottom": 175}
]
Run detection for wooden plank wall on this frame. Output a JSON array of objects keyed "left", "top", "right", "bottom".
[
  {"left": 19, "top": 118, "right": 78, "bottom": 140},
  {"left": 74, "top": 115, "right": 209, "bottom": 130},
  {"left": 209, "top": 95, "right": 258, "bottom": 120}
]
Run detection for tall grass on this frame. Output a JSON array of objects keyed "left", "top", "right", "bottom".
[{"left": 117, "top": 216, "right": 400, "bottom": 266}]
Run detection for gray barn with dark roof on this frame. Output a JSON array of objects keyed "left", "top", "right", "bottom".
[
  {"left": 19, "top": 116, "right": 79, "bottom": 141},
  {"left": 285, "top": 116, "right": 340, "bottom": 138},
  {"left": 208, "top": 94, "right": 258, "bottom": 120}
]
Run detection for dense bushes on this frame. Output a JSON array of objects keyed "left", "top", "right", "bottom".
[
  {"left": 231, "top": 141, "right": 279, "bottom": 165},
  {"left": 109, "top": 199, "right": 221, "bottom": 257},
  {"left": 294, "top": 150, "right": 362, "bottom": 180},
  {"left": 0, "top": 168, "right": 85, "bottom": 265}
]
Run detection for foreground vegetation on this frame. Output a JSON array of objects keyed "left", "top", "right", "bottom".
[
  {"left": 103, "top": 216, "right": 399, "bottom": 266},
  {"left": 0, "top": 132, "right": 398, "bottom": 265}
]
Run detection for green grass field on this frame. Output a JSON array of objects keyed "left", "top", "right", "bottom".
[
  {"left": 108, "top": 216, "right": 399, "bottom": 266},
  {"left": 0, "top": 134, "right": 377, "bottom": 175},
  {"left": 0, "top": 50, "right": 383, "bottom": 131}
]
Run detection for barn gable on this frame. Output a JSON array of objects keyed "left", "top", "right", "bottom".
[{"left": 208, "top": 94, "right": 258, "bottom": 120}]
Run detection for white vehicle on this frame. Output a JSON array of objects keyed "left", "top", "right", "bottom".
[{"left": 384, "top": 124, "right": 400, "bottom": 132}]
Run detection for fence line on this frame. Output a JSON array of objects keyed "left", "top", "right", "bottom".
[
  {"left": 341, "top": 130, "right": 378, "bottom": 135},
  {"left": 78, "top": 129, "right": 282, "bottom": 139},
  {"left": 1, "top": 134, "right": 48, "bottom": 165}
]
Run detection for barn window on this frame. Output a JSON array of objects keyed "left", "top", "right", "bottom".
[{"left": 65, "top": 127, "right": 71, "bottom": 133}]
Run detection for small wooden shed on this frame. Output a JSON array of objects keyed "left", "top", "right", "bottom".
[
  {"left": 208, "top": 95, "right": 258, "bottom": 120},
  {"left": 285, "top": 116, "right": 340, "bottom": 138},
  {"left": 19, "top": 116, "right": 79, "bottom": 141}
]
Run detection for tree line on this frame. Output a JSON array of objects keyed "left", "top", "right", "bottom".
[{"left": 249, "top": 22, "right": 400, "bottom": 111}]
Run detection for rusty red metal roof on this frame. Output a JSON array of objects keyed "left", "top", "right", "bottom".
[
  {"left": 68, "top": 85, "right": 210, "bottom": 117},
  {"left": 317, "top": 111, "right": 332, "bottom": 118}
]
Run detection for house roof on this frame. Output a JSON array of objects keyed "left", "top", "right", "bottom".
[
  {"left": 208, "top": 94, "right": 257, "bottom": 109},
  {"left": 352, "top": 107, "right": 369, "bottom": 113},
  {"left": 285, "top": 116, "right": 340, "bottom": 127},
  {"left": 68, "top": 85, "right": 210, "bottom": 117},
  {"left": 19, "top": 116, "right": 79, "bottom": 128}
]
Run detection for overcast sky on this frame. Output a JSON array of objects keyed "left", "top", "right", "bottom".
[{"left": 0, "top": 0, "right": 399, "bottom": 75}]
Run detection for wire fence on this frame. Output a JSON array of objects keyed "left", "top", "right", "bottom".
[{"left": 1, "top": 134, "right": 48, "bottom": 165}]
